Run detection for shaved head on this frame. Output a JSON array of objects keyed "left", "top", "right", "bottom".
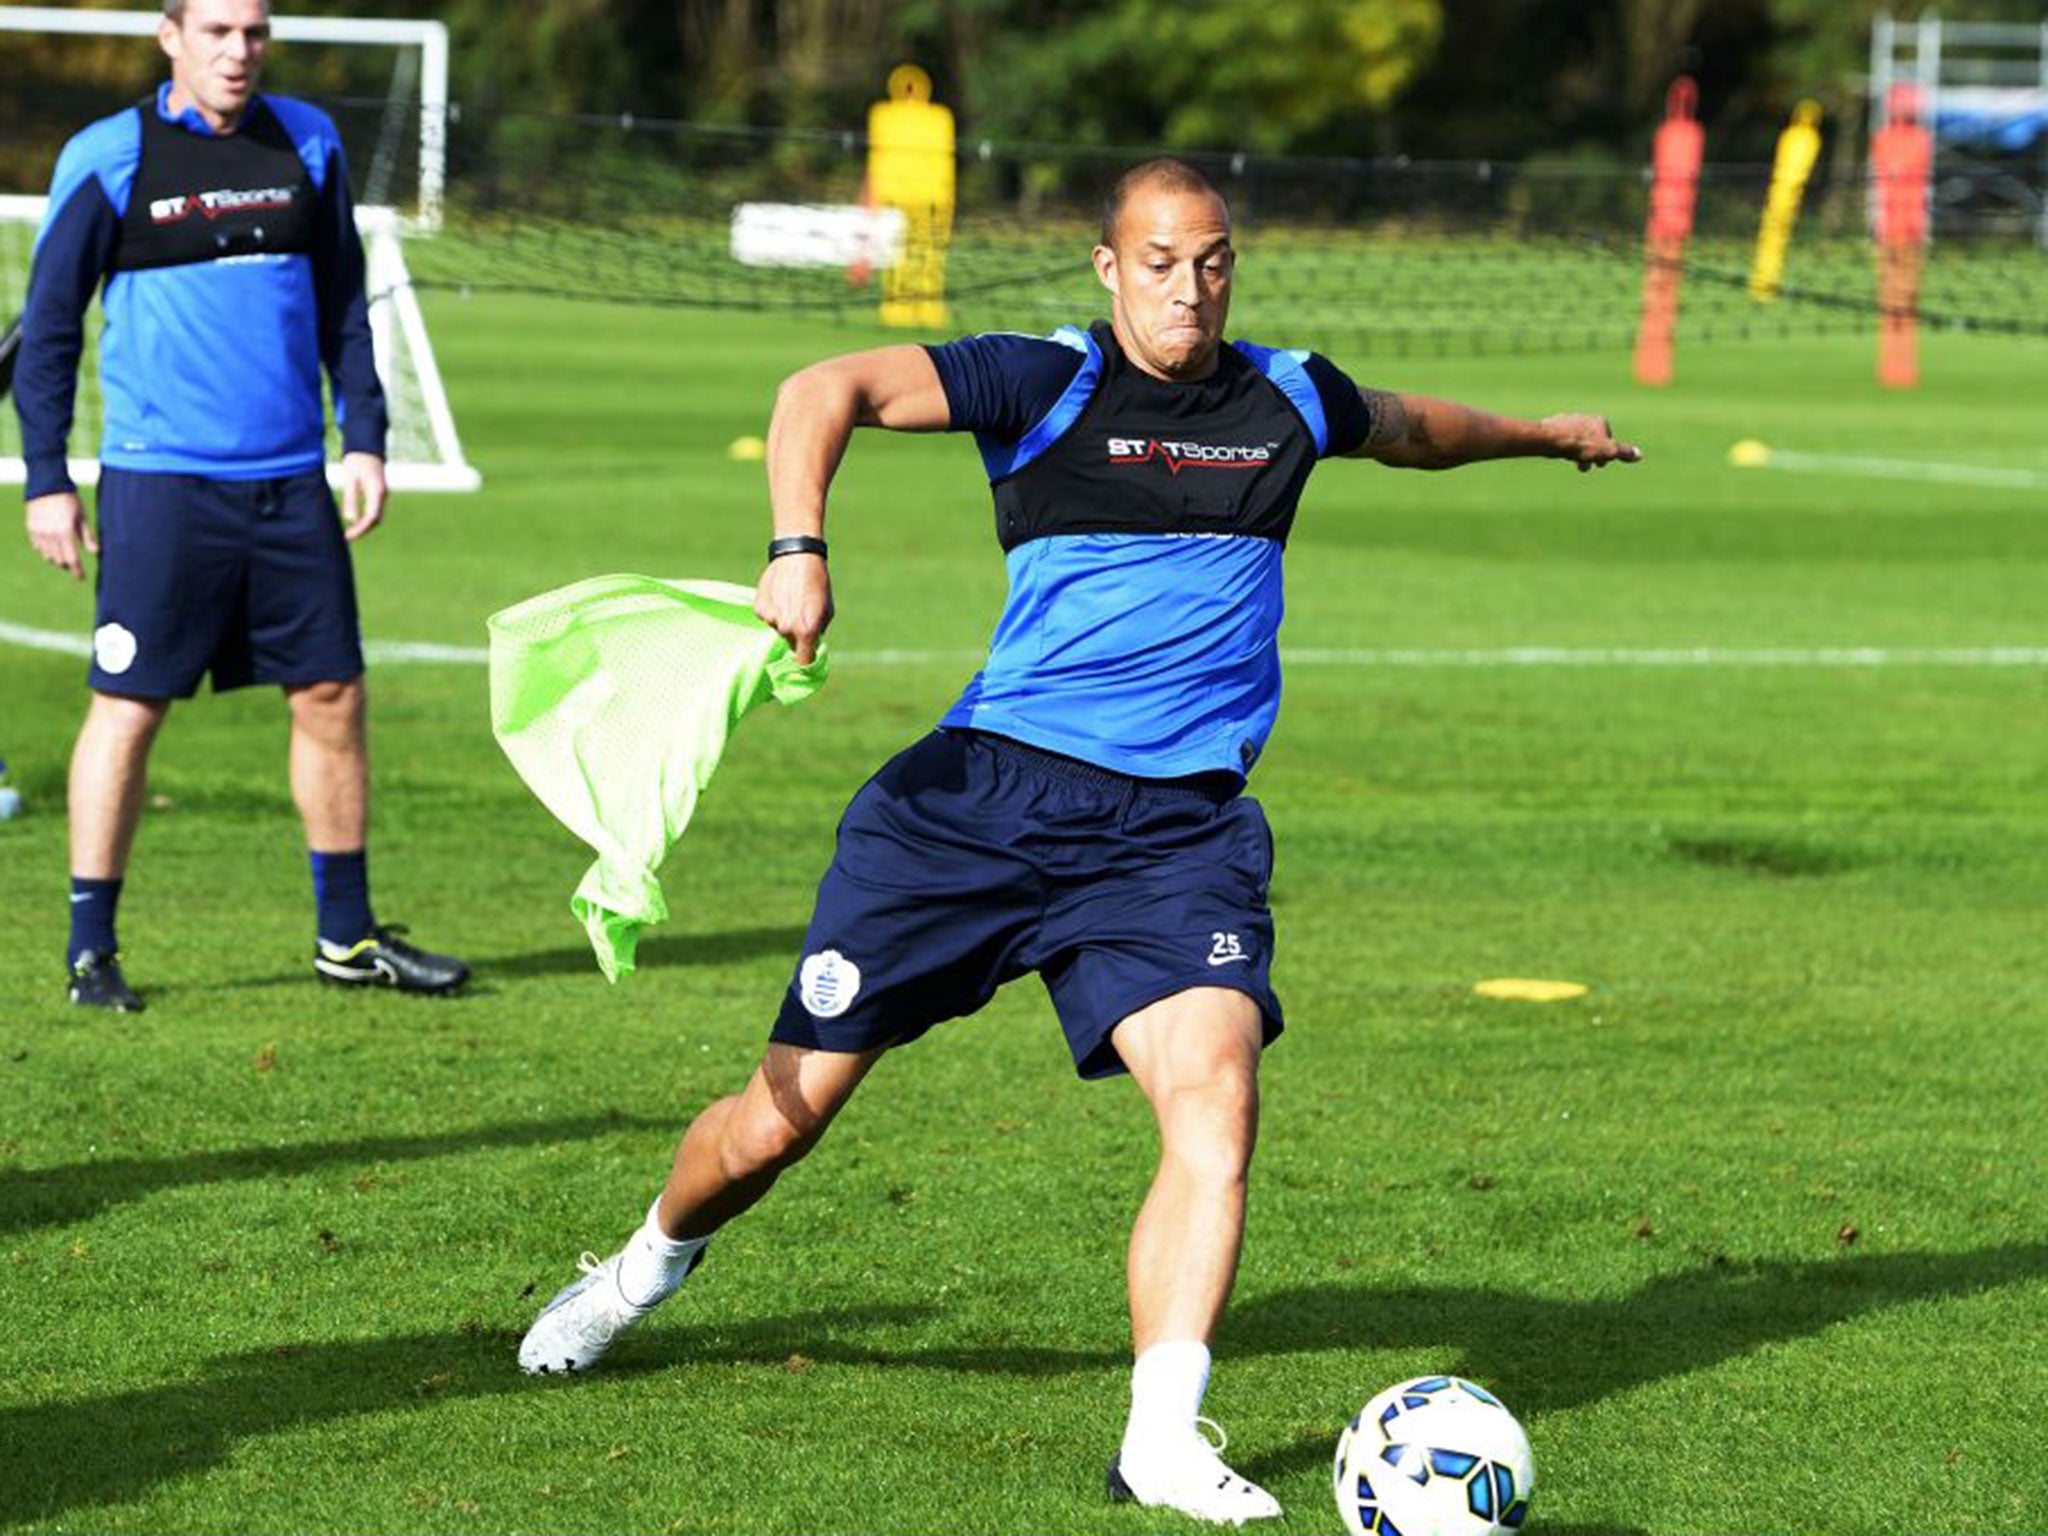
[
  {"left": 1091, "top": 157, "right": 1235, "bottom": 381},
  {"left": 1100, "top": 157, "right": 1228, "bottom": 249}
]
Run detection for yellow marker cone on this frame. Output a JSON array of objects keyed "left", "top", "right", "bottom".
[
  {"left": 1727, "top": 438, "right": 1772, "bottom": 469},
  {"left": 727, "top": 435, "right": 767, "bottom": 462},
  {"left": 1474, "top": 978, "right": 1590, "bottom": 1002}
]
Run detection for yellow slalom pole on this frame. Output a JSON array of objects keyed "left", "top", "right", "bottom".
[{"left": 1748, "top": 100, "right": 1823, "bottom": 303}]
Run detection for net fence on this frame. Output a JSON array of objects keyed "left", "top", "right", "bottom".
[
  {"left": 3, "top": 61, "right": 2045, "bottom": 457},
  {"left": 378, "top": 106, "right": 2048, "bottom": 359}
]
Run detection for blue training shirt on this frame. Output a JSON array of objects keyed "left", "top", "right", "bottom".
[
  {"left": 925, "top": 325, "right": 1372, "bottom": 781},
  {"left": 15, "top": 84, "right": 386, "bottom": 497}
]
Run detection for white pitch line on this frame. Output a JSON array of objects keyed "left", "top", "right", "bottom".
[
  {"left": 368, "top": 638, "right": 492, "bottom": 664},
  {"left": 1282, "top": 646, "right": 2048, "bottom": 666},
  {"left": 5, "top": 620, "right": 2046, "bottom": 669},
  {"left": 0, "top": 620, "right": 495, "bottom": 665},
  {"left": 1744, "top": 449, "right": 2048, "bottom": 491},
  {"left": 0, "top": 619, "right": 90, "bottom": 658}
]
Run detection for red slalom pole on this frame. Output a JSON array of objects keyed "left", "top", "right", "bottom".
[
  {"left": 1871, "top": 83, "right": 1931, "bottom": 389},
  {"left": 1634, "top": 77, "right": 1705, "bottom": 386}
]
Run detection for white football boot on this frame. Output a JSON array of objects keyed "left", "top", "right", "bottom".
[
  {"left": 518, "top": 1247, "right": 681, "bottom": 1375},
  {"left": 1108, "top": 1418, "right": 1284, "bottom": 1525}
]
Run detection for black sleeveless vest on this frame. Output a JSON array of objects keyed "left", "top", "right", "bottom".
[
  {"left": 112, "top": 95, "right": 318, "bottom": 274},
  {"left": 989, "top": 321, "right": 1321, "bottom": 553}
]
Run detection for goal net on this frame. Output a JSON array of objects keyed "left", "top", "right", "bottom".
[
  {"left": 0, "top": 6, "right": 477, "bottom": 492},
  {"left": 387, "top": 108, "right": 2048, "bottom": 362}
]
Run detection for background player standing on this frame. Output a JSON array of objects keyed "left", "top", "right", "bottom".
[
  {"left": 518, "top": 158, "right": 1638, "bottom": 1524},
  {"left": 14, "top": 0, "right": 467, "bottom": 1010}
]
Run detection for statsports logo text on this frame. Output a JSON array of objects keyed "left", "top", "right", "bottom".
[
  {"left": 149, "top": 187, "right": 298, "bottom": 223},
  {"left": 1107, "top": 437, "right": 1274, "bottom": 475}
]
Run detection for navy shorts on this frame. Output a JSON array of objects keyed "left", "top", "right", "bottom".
[
  {"left": 88, "top": 467, "right": 363, "bottom": 698},
  {"left": 771, "top": 728, "right": 1283, "bottom": 1079}
]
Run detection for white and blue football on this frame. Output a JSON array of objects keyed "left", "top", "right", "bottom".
[{"left": 1335, "top": 1376, "right": 1535, "bottom": 1536}]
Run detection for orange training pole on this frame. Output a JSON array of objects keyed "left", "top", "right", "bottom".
[
  {"left": 1871, "top": 83, "right": 1931, "bottom": 389},
  {"left": 1634, "top": 77, "right": 1705, "bottom": 387},
  {"left": 846, "top": 177, "right": 876, "bottom": 288}
]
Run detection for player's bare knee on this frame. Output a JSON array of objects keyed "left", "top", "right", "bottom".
[
  {"left": 288, "top": 675, "right": 364, "bottom": 716},
  {"left": 1164, "top": 1117, "right": 1256, "bottom": 1189},
  {"left": 1156, "top": 1076, "right": 1259, "bottom": 1180},
  {"left": 286, "top": 677, "right": 366, "bottom": 744},
  {"left": 720, "top": 1101, "right": 822, "bottom": 1180},
  {"left": 773, "top": 363, "right": 840, "bottom": 421},
  {"left": 85, "top": 691, "right": 170, "bottom": 745},
  {"left": 1149, "top": 1033, "right": 1259, "bottom": 1115}
]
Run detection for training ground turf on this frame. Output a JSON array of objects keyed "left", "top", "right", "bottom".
[{"left": 1, "top": 299, "right": 2045, "bottom": 1535}]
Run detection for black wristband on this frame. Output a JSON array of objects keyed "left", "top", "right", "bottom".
[{"left": 767, "top": 534, "right": 829, "bottom": 562}]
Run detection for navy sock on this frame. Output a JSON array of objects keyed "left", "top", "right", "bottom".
[
  {"left": 68, "top": 876, "right": 124, "bottom": 967},
  {"left": 310, "top": 849, "right": 375, "bottom": 947}
]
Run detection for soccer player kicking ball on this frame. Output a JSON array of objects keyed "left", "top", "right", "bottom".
[{"left": 520, "top": 158, "right": 1639, "bottom": 1524}]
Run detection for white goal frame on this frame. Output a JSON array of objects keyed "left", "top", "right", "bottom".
[
  {"left": 0, "top": 196, "right": 480, "bottom": 494},
  {"left": 0, "top": 4, "right": 450, "bottom": 227},
  {"left": 0, "top": 8, "right": 477, "bottom": 491}
]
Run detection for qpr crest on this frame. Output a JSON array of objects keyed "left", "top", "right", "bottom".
[
  {"left": 93, "top": 622, "right": 139, "bottom": 675},
  {"left": 798, "top": 948, "right": 861, "bottom": 1018}
]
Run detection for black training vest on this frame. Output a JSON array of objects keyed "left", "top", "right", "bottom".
[
  {"left": 112, "top": 95, "right": 317, "bottom": 273},
  {"left": 989, "top": 321, "right": 1321, "bottom": 553}
]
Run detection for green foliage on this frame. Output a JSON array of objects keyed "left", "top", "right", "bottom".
[
  {"left": 958, "top": 0, "right": 1444, "bottom": 154},
  {"left": 1130, "top": 0, "right": 1442, "bottom": 151},
  {"left": 12, "top": 0, "right": 2048, "bottom": 174}
]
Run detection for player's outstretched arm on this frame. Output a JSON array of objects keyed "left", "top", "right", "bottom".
[
  {"left": 1347, "top": 390, "right": 1642, "bottom": 473},
  {"left": 756, "top": 345, "right": 951, "bottom": 663}
]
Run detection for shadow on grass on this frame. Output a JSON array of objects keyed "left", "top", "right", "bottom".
[
  {"left": 0, "top": 1113, "right": 670, "bottom": 1238},
  {"left": 144, "top": 925, "right": 808, "bottom": 995},
  {"left": 1225, "top": 1240, "right": 2048, "bottom": 1485},
  {"left": 626, "top": 1327, "right": 1120, "bottom": 1379},
  {"left": 7, "top": 1242, "right": 2040, "bottom": 1524},
  {"left": 482, "top": 925, "right": 808, "bottom": 980},
  {"left": 637, "top": 1241, "right": 2048, "bottom": 1408},
  {"left": 0, "top": 1306, "right": 930, "bottom": 1530}
]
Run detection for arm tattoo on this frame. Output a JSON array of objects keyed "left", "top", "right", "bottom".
[{"left": 1360, "top": 389, "right": 1408, "bottom": 452}]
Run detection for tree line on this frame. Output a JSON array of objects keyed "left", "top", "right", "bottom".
[
  {"left": 410, "top": 0, "right": 2042, "bottom": 162},
  {"left": 7, "top": 0, "right": 2045, "bottom": 179}
]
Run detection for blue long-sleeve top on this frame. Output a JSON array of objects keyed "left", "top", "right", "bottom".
[{"left": 15, "top": 83, "right": 387, "bottom": 499}]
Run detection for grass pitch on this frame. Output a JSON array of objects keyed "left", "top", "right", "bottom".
[{"left": 2, "top": 298, "right": 2045, "bottom": 1535}]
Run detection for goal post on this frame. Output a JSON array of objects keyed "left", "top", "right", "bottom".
[
  {"left": 0, "top": 5, "right": 449, "bottom": 228},
  {"left": 0, "top": 197, "right": 479, "bottom": 494},
  {"left": 353, "top": 206, "right": 477, "bottom": 492},
  {"left": 0, "top": 5, "right": 477, "bottom": 491}
]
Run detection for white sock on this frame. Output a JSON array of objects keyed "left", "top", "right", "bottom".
[
  {"left": 1121, "top": 1339, "right": 1213, "bottom": 1466},
  {"left": 615, "top": 1197, "right": 710, "bottom": 1309}
]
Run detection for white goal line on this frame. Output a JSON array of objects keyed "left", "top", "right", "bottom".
[{"left": 3, "top": 620, "right": 2045, "bottom": 670}]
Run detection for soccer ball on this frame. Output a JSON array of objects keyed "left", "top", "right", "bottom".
[{"left": 1334, "top": 1376, "right": 1535, "bottom": 1536}]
